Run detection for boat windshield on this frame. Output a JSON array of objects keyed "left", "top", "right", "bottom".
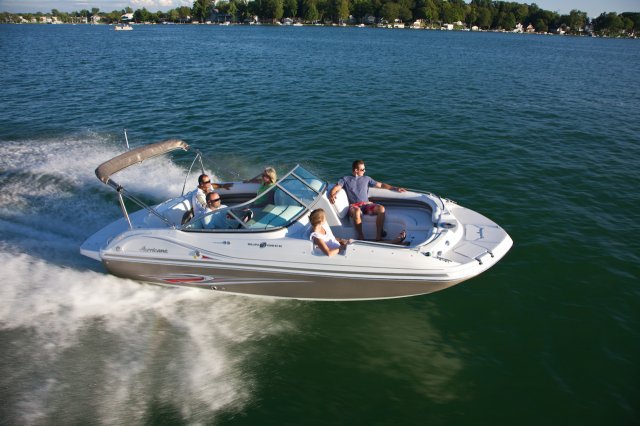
[{"left": 184, "top": 165, "right": 326, "bottom": 232}]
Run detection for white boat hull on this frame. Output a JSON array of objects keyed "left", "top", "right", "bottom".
[
  {"left": 82, "top": 202, "right": 512, "bottom": 300},
  {"left": 80, "top": 141, "right": 513, "bottom": 300}
]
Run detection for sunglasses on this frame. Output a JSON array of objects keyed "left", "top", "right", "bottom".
[{"left": 207, "top": 198, "right": 221, "bottom": 204}]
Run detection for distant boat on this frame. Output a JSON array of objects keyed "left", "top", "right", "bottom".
[{"left": 114, "top": 23, "right": 133, "bottom": 31}]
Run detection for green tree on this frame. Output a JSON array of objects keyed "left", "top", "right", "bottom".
[
  {"left": 168, "top": 9, "right": 180, "bottom": 21},
  {"left": 192, "top": 0, "right": 213, "bottom": 22},
  {"left": 381, "top": 2, "right": 400, "bottom": 21},
  {"left": 514, "top": 4, "right": 528, "bottom": 23},
  {"left": 440, "top": 2, "right": 462, "bottom": 23},
  {"left": 227, "top": 1, "right": 239, "bottom": 20},
  {"left": 302, "top": 0, "right": 320, "bottom": 21},
  {"left": 177, "top": 6, "right": 192, "bottom": 20},
  {"left": 621, "top": 12, "right": 640, "bottom": 33},
  {"left": 233, "top": 0, "right": 250, "bottom": 22},
  {"left": 534, "top": 17, "right": 547, "bottom": 32},
  {"left": 325, "top": 0, "right": 347, "bottom": 22},
  {"left": 351, "top": 0, "right": 374, "bottom": 21},
  {"left": 567, "top": 9, "right": 587, "bottom": 32},
  {"left": 134, "top": 7, "right": 152, "bottom": 22},
  {"left": 498, "top": 12, "right": 515, "bottom": 29},
  {"left": 397, "top": 0, "right": 414, "bottom": 21},
  {"left": 260, "top": 0, "right": 284, "bottom": 20},
  {"left": 464, "top": 6, "right": 476, "bottom": 26},
  {"left": 421, "top": 0, "right": 439, "bottom": 24},
  {"left": 106, "top": 10, "right": 121, "bottom": 22},
  {"left": 337, "top": 0, "right": 350, "bottom": 21},
  {"left": 593, "top": 12, "right": 624, "bottom": 35},
  {"left": 283, "top": 0, "right": 298, "bottom": 17}
]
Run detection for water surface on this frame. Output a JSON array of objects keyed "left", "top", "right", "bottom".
[{"left": 0, "top": 24, "right": 639, "bottom": 425}]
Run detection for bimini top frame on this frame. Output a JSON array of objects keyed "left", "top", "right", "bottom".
[
  {"left": 96, "top": 139, "right": 190, "bottom": 186},
  {"left": 95, "top": 139, "right": 196, "bottom": 229}
]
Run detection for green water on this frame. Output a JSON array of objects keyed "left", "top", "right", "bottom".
[{"left": 0, "top": 24, "right": 638, "bottom": 424}]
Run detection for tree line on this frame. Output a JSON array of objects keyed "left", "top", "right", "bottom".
[{"left": 1, "top": 0, "right": 638, "bottom": 36}]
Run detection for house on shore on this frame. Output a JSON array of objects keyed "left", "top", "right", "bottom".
[{"left": 363, "top": 14, "right": 375, "bottom": 25}]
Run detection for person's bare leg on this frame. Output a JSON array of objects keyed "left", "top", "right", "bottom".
[
  {"left": 351, "top": 207, "right": 365, "bottom": 240},
  {"left": 375, "top": 205, "right": 386, "bottom": 240}
]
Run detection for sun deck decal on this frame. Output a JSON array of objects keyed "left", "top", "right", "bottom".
[
  {"left": 143, "top": 273, "right": 308, "bottom": 286},
  {"left": 148, "top": 274, "right": 215, "bottom": 284}
]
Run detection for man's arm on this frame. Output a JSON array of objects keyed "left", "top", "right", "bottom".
[
  {"left": 328, "top": 183, "right": 343, "bottom": 204},
  {"left": 376, "top": 182, "right": 406, "bottom": 192},
  {"left": 213, "top": 182, "right": 233, "bottom": 190}
]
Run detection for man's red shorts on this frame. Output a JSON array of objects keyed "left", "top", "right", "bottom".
[{"left": 350, "top": 201, "right": 378, "bottom": 215}]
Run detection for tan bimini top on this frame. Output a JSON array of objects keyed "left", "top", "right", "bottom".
[{"left": 95, "top": 139, "right": 189, "bottom": 184}]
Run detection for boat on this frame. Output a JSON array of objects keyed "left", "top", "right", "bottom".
[
  {"left": 80, "top": 139, "right": 513, "bottom": 300},
  {"left": 114, "top": 23, "right": 133, "bottom": 31}
]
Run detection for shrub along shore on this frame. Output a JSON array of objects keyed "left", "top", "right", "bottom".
[{"left": 1, "top": 1, "right": 638, "bottom": 38}]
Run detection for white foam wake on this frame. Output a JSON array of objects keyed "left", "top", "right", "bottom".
[{"left": 0, "top": 133, "right": 294, "bottom": 424}]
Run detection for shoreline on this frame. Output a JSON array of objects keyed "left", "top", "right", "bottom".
[{"left": 1, "top": 22, "right": 638, "bottom": 39}]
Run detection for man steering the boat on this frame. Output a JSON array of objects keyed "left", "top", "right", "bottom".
[
  {"left": 192, "top": 174, "right": 233, "bottom": 218},
  {"left": 202, "top": 191, "right": 232, "bottom": 229},
  {"left": 329, "top": 160, "right": 406, "bottom": 241}
]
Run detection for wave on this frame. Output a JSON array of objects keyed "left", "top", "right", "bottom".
[{"left": 0, "top": 132, "right": 292, "bottom": 424}]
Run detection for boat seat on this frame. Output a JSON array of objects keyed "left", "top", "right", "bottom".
[
  {"left": 247, "top": 204, "right": 304, "bottom": 229},
  {"left": 151, "top": 195, "right": 192, "bottom": 226},
  {"left": 330, "top": 187, "right": 350, "bottom": 219},
  {"left": 274, "top": 189, "right": 297, "bottom": 206}
]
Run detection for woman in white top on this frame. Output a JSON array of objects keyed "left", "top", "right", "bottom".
[{"left": 309, "top": 209, "right": 352, "bottom": 257}]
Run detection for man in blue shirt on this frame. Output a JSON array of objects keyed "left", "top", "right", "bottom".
[
  {"left": 329, "top": 160, "right": 406, "bottom": 241},
  {"left": 202, "top": 192, "right": 232, "bottom": 229}
]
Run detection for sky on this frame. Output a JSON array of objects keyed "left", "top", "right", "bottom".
[{"left": 0, "top": 0, "right": 637, "bottom": 18}]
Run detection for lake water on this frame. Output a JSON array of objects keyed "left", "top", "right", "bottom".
[{"left": 0, "top": 24, "right": 639, "bottom": 425}]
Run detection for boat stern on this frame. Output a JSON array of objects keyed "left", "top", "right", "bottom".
[{"left": 80, "top": 216, "right": 131, "bottom": 261}]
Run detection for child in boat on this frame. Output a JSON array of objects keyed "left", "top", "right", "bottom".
[{"left": 309, "top": 208, "right": 352, "bottom": 256}]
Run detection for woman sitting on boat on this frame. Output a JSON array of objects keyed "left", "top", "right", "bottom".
[
  {"left": 309, "top": 209, "right": 352, "bottom": 256},
  {"left": 245, "top": 167, "right": 277, "bottom": 206}
]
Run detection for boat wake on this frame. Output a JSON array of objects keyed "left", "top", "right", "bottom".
[{"left": 0, "top": 133, "right": 294, "bottom": 424}]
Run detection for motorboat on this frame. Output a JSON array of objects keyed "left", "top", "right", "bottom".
[
  {"left": 80, "top": 139, "right": 513, "bottom": 300},
  {"left": 114, "top": 23, "right": 133, "bottom": 31}
]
